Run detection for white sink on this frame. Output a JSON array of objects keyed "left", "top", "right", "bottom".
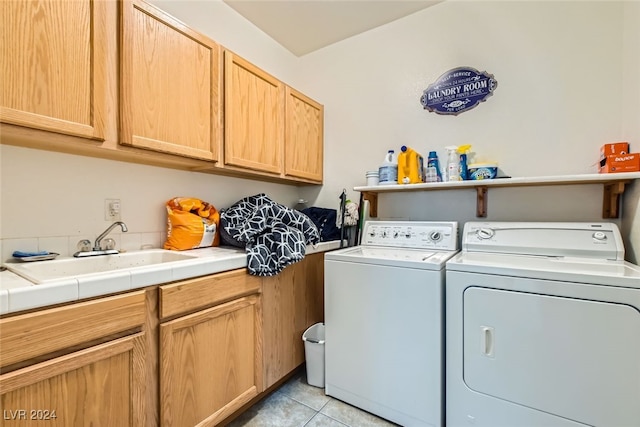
[{"left": 5, "top": 250, "right": 199, "bottom": 284}]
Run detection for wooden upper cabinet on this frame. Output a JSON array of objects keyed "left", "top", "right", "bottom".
[
  {"left": 285, "top": 87, "right": 324, "bottom": 182},
  {"left": 120, "top": 0, "right": 222, "bottom": 161},
  {"left": 224, "top": 51, "right": 285, "bottom": 174},
  {"left": 0, "top": 0, "right": 106, "bottom": 140}
]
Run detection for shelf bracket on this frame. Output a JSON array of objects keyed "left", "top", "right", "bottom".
[
  {"left": 476, "top": 186, "right": 488, "bottom": 217},
  {"left": 602, "top": 181, "right": 629, "bottom": 219},
  {"left": 362, "top": 191, "right": 378, "bottom": 218}
]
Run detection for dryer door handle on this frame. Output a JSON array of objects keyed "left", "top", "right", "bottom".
[{"left": 481, "top": 326, "right": 495, "bottom": 358}]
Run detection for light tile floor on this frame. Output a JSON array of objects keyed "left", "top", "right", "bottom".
[{"left": 226, "top": 369, "right": 399, "bottom": 427}]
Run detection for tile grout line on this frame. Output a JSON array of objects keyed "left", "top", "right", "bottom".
[
  {"left": 258, "top": 373, "right": 396, "bottom": 427},
  {"left": 313, "top": 397, "right": 355, "bottom": 427},
  {"left": 284, "top": 392, "right": 331, "bottom": 412},
  {"left": 302, "top": 410, "right": 350, "bottom": 427},
  {"left": 278, "top": 382, "right": 352, "bottom": 427},
  {"left": 300, "top": 410, "right": 317, "bottom": 427},
  {"left": 272, "top": 391, "right": 321, "bottom": 426}
]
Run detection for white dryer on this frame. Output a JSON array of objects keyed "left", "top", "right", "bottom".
[
  {"left": 446, "top": 222, "right": 640, "bottom": 427},
  {"left": 325, "top": 221, "right": 459, "bottom": 427}
]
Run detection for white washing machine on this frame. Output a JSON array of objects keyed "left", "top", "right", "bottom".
[
  {"left": 446, "top": 221, "right": 640, "bottom": 427},
  {"left": 324, "top": 220, "right": 459, "bottom": 427}
]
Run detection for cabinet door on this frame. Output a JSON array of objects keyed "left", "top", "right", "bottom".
[
  {"left": 262, "top": 253, "right": 325, "bottom": 388},
  {"left": 293, "top": 253, "right": 325, "bottom": 369},
  {"left": 0, "top": 0, "right": 106, "bottom": 140},
  {"left": 224, "top": 51, "right": 284, "bottom": 174},
  {"left": 285, "top": 87, "right": 324, "bottom": 182},
  {"left": 295, "top": 252, "right": 325, "bottom": 340},
  {"left": 262, "top": 263, "right": 296, "bottom": 388},
  {"left": 160, "top": 295, "right": 262, "bottom": 427},
  {"left": 120, "top": 0, "right": 222, "bottom": 161},
  {"left": 0, "top": 333, "right": 146, "bottom": 426}
]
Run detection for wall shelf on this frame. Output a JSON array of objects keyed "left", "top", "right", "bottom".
[{"left": 354, "top": 172, "right": 640, "bottom": 219}]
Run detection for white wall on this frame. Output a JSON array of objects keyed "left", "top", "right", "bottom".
[
  {"left": 0, "top": 146, "right": 300, "bottom": 260},
  {"left": 297, "top": 0, "right": 639, "bottom": 261},
  {"left": 0, "top": 0, "right": 305, "bottom": 262}
]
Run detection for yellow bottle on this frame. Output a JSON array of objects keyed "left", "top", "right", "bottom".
[{"left": 397, "top": 146, "right": 425, "bottom": 184}]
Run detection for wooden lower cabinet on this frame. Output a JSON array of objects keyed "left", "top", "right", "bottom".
[
  {"left": 0, "top": 257, "right": 325, "bottom": 426},
  {"left": 0, "top": 333, "right": 146, "bottom": 426},
  {"left": 262, "top": 252, "right": 325, "bottom": 388},
  {"left": 0, "top": 291, "right": 148, "bottom": 426},
  {"left": 159, "top": 272, "right": 263, "bottom": 427},
  {"left": 296, "top": 252, "right": 325, "bottom": 339}
]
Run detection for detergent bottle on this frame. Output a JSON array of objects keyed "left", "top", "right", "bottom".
[
  {"left": 397, "top": 146, "right": 425, "bottom": 184},
  {"left": 378, "top": 150, "right": 398, "bottom": 185},
  {"left": 445, "top": 146, "right": 460, "bottom": 181},
  {"left": 426, "top": 151, "right": 443, "bottom": 182},
  {"left": 457, "top": 144, "right": 472, "bottom": 180}
]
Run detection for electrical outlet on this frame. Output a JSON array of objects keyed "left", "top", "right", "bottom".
[{"left": 105, "top": 199, "right": 121, "bottom": 221}]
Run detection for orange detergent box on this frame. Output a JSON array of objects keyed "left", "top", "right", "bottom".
[
  {"left": 600, "top": 142, "right": 629, "bottom": 158},
  {"left": 599, "top": 152, "right": 640, "bottom": 173}
]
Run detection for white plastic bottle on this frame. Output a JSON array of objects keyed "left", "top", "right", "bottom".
[
  {"left": 445, "top": 146, "right": 460, "bottom": 181},
  {"left": 378, "top": 150, "right": 398, "bottom": 185}
]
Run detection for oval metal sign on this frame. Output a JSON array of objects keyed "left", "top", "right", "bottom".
[{"left": 420, "top": 67, "right": 498, "bottom": 115}]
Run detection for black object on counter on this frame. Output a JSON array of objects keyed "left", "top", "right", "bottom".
[
  {"left": 339, "top": 190, "right": 347, "bottom": 248},
  {"left": 300, "top": 207, "right": 341, "bottom": 242}
]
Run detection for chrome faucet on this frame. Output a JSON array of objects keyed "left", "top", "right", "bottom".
[
  {"left": 74, "top": 221, "right": 128, "bottom": 257},
  {"left": 94, "top": 221, "right": 128, "bottom": 251}
]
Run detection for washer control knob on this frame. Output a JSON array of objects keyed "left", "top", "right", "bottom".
[
  {"left": 393, "top": 231, "right": 399, "bottom": 238},
  {"left": 593, "top": 231, "right": 607, "bottom": 241},
  {"left": 429, "top": 231, "right": 442, "bottom": 242},
  {"left": 405, "top": 232, "right": 411, "bottom": 238},
  {"left": 476, "top": 228, "right": 495, "bottom": 240}
]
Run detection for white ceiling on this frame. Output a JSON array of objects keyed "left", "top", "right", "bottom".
[{"left": 223, "top": 0, "right": 442, "bottom": 56}]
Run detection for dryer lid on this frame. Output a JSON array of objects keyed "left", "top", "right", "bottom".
[
  {"left": 446, "top": 251, "right": 640, "bottom": 288},
  {"left": 461, "top": 222, "right": 624, "bottom": 261}
]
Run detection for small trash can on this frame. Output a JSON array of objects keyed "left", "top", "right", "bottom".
[{"left": 302, "top": 322, "right": 325, "bottom": 388}]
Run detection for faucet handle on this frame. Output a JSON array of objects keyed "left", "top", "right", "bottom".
[
  {"left": 77, "top": 239, "right": 92, "bottom": 252},
  {"left": 101, "top": 238, "right": 116, "bottom": 251}
]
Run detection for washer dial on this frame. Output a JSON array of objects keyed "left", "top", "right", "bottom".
[
  {"left": 593, "top": 231, "right": 607, "bottom": 241},
  {"left": 476, "top": 228, "right": 495, "bottom": 240},
  {"left": 429, "top": 231, "right": 442, "bottom": 242}
]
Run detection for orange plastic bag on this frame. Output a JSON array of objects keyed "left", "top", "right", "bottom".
[{"left": 163, "top": 197, "right": 220, "bottom": 251}]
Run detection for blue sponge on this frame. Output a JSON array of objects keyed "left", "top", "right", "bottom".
[{"left": 12, "top": 250, "right": 50, "bottom": 258}]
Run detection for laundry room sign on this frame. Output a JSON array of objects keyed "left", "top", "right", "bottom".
[{"left": 420, "top": 66, "right": 498, "bottom": 115}]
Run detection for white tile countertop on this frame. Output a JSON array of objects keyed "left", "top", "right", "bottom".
[{"left": 0, "top": 241, "right": 343, "bottom": 315}]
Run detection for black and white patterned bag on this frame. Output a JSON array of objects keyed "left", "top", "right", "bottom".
[{"left": 220, "top": 194, "right": 320, "bottom": 276}]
